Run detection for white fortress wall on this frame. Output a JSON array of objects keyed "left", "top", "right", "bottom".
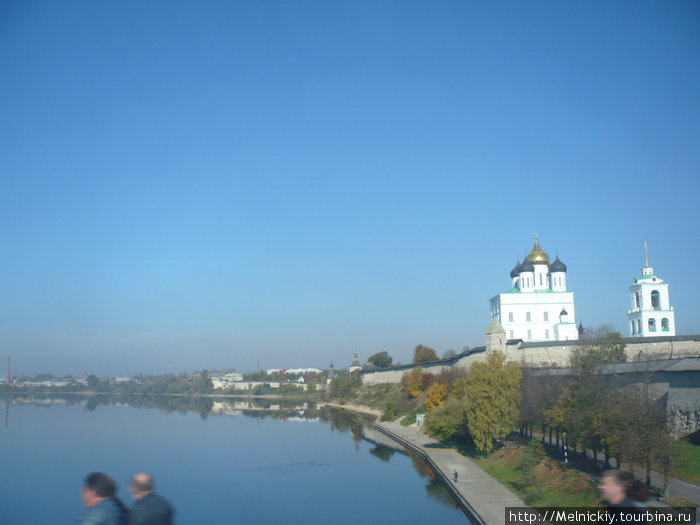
[{"left": 359, "top": 336, "right": 700, "bottom": 385}]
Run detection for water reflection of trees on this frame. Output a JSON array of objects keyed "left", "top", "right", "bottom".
[
  {"left": 316, "top": 406, "right": 459, "bottom": 509},
  {"left": 410, "top": 454, "right": 459, "bottom": 508},
  {"left": 82, "top": 394, "right": 215, "bottom": 420},
  {"left": 1, "top": 394, "right": 313, "bottom": 421},
  {"left": 369, "top": 444, "right": 396, "bottom": 462},
  {"left": 2, "top": 394, "right": 328, "bottom": 420},
  {"left": 425, "top": 478, "right": 458, "bottom": 507},
  {"left": 318, "top": 406, "right": 376, "bottom": 449}
]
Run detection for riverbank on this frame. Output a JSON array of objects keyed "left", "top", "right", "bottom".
[
  {"left": 321, "top": 401, "right": 383, "bottom": 417},
  {"left": 323, "top": 401, "right": 526, "bottom": 524},
  {"left": 376, "top": 419, "right": 526, "bottom": 525}
]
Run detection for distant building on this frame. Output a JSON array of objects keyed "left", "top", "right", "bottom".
[
  {"left": 349, "top": 353, "right": 362, "bottom": 374},
  {"left": 265, "top": 368, "right": 322, "bottom": 376},
  {"left": 490, "top": 235, "right": 578, "bottom": 342},
  {"left": 210, "top": 372, "right": 243, "bottom": 390},
  {"left": 628, "top": 242, "right": 676, "bottom": 337},
  {"left": 327, "top": 363, "right": 336, "bottom": 385}
]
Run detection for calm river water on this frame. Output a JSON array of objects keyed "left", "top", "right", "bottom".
[{"left": 0, "top": 396, "right": 468, "bottom": 524}]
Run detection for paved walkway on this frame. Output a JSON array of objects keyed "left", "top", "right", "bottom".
[{"left": 375, "top": 420, "right": 526, "bottom": 525}]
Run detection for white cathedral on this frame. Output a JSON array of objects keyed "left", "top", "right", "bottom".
[
  {"left": 490, "top": 235, "right": 579, "bottom": 342},
  {"left": 628, "top": 242, "right": 676, "bottom": 337}
]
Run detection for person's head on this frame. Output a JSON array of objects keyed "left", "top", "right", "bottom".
[
  {"left": 129, "top": 473, "right": 155, "bottom": 500},
  {"left": 82, "top": 472, "right": 117, "bottom": 507},
  {"left": 598, "top": 470, "right": 634, "bottom": 505},
  {"left": 599, "top": 470, "right": 649, "bottom": 503}
]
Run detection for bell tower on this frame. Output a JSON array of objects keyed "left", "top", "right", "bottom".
[{"left": 628, "top": 242, "right": 676, "bottom": 337}]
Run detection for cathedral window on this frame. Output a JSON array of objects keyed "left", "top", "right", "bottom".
[
  {"left": 543, "top": 311, "right": 549, "bottom": 322},
  {"left": 508, "top": 312, "right": 514, "bottom": 322},
  {"left": 648, "top": 318, "right": 656, "bottom": 332},
  {"left": 526, "top": 312, "right": 531, "bottom": 322},
  {"left": 636, "top": 319, "right": 641, "bottom": 334},
  {"left": 527, "top": 329, "right": 532, "bottom": 339},
  {"left": 545, "top": 329, "right": 550, "bottom": 339},
  {"left": 635, "top": 292, "right": 640, "bottom": 309},
  {"left": 661, "top": 318, "right": 669, "bottom": 331},
  {"left": 509, "top": 330, "right": 514, "bottom": 339},
  {"left": 651, "top": 290, "right": 660, "bottom": 310},
  {"left": 630, "top": 321, "right": 635, "bottom": 334}
]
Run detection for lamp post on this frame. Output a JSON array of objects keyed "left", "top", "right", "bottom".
[{"left": 563, "top": 431, "right": 568, "bottom": 465}]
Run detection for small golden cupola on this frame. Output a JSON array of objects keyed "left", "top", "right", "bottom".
[{"left": 526, "top": 234, "right": 549, "bottom": 265}]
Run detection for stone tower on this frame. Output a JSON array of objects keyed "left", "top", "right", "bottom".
[{"left": 486, "top": 317, "right": 506, "bottom": 353}]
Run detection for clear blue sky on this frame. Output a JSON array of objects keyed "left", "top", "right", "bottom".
[{"left": 2, "top": 2, "right": 699, "bottom": 377}]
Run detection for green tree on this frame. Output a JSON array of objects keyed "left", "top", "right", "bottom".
[
  {"left": 86, "top": 374, "right": 98, "bottom": 389},
  {"left": 463, "top": 352, "right": 521, "bottom": 452},
  {"left": 193, "top": 370, "right": 213, "bottom": 394},
  {"left": 414, "top": 345, "right": 438, "bottom": 363},
  {"left": 367, "top": 351, "right": 393, "bottom": 368},
  {"left": 328, "top": 370, "right": 359, "bottom": 399},
  {"left": 546, "top": 331, "right": 627, "bottom": 459},
  {"left": 402, "top": 368, "right": 425, "bottom": 398},
  {"left": 570, "top": 331, "right": 626, "bottom": 371},
  {"left": 604, "top": 382, "right": 672, "bottom": 485}
]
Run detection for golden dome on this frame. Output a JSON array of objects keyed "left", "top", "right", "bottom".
[{"left": 526, "top": 234, "right": 549, "bottom": 265}]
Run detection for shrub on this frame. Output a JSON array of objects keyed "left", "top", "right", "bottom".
[
  {"left": 424, "top": 397, "right": 468, "bottom": 441},
  {"left": 517, "top": 440, "right": 548, "bottom": 499},
  {"left": 381, "top": 401, "right": 400, "bottom": 422}
]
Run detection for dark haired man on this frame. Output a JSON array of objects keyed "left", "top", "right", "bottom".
[
  {"left": 129, "top": 473, "right": 174, "bottom": 525},
  {"left": 78, "top": 472, "right": 128, "bottom": 525},
  {"left": 598, "top": 470, "right": 648, "bottom": 524}
]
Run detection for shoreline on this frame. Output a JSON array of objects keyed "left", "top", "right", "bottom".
[
  {"left": 375, "top": 420, "right": 527, "bottom": 525},
  {"left": 325, "top": 402, "right": 526, "bottom": 524},
  {"left": 321, "top": 401, "right": 383, "bottom": 417}
]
